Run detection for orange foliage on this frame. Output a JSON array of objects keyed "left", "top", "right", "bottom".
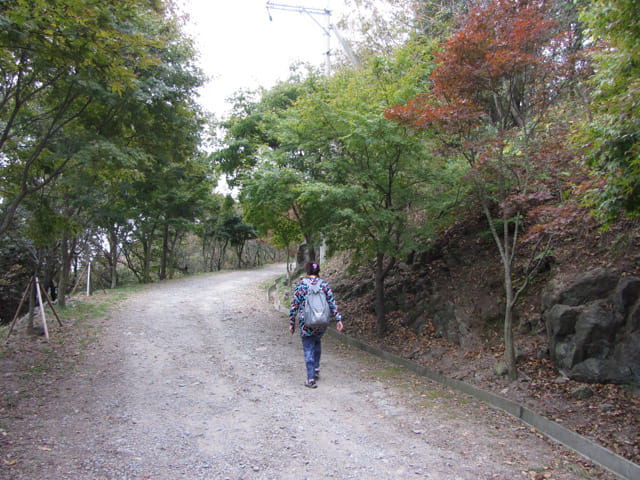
[{"left": 385, "top": 0, "right": 573, "bottom": 135}]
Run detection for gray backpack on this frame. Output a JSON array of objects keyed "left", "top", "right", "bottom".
[{"left": 303, "top": 279, "right": 330, "bottom": 328}]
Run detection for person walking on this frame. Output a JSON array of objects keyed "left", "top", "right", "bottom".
[{"left": 289, "top": 261, "right": 344, "bottom": 388}]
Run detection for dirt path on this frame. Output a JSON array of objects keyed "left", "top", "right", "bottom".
[{"left": 1, "top": 265, "right": 608, "bottom": 479}]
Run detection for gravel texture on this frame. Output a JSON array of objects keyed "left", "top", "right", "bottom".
[{"left": 1, "top": 264, "right": 608, "bottom": 479}]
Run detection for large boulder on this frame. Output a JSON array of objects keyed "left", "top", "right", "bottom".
[
  {"left": 401, "top": 292, "right": 465, "bottom": 345},
  {"left": 541, "top": 268, "right": 618, "bottom": 310},
  {"left": 543, "top": 269, "right": 640, "bottom": 384},
  {"left": 428, "top": 294, "right": 462, "bottom": 345}
]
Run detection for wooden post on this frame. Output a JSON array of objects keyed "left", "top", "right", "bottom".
[
  {"left": 40, "top": 285, "right": 63, "bottom": 327},
  {"left": 34, "top": 277, "right": 49, "bottom": 342},
  {"left": 69, "top": 264, "right": 87, "bottom": 298},
  {"left": 6, "top": 277, "right": 34, "bottom": 342},
  {"left": 92, "top": 264, "right": 108, "bottom": 294},
  {"left": 86, "top": 262, "right": 91, "bottom": 297}
]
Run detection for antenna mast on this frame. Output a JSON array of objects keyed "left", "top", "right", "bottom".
[{"left": 266, "top": 1, "right": 360, "bottom": 73}]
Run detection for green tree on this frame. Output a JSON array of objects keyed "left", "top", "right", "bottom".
[
  {"left": 196, "top": 195, "right": 225, "bottom": 272},
  {"left": 221, "top": 215, "right": 257, "bottom": 269},
  {"left": 240, "top": 164, "right": 313, "bottom": 260},
  {"left": 38, "top": 3, "right": 206, "bottom": 289},
  {"left": 283, "top": 45, "right": 439, "bottom": 336},
  {"left": 0, "top": 0, "right": 165, "bottom": 235},
  {"left": 215, "top": 75, "right": 324, "bottom": 260},
  {"left": 213, "top": 79, "right": 303, "bottom": 185},
  {"left": 579, "top": 0, "right": 640, "bottom": 221},
  {"left": 75, "top": 141, "right": 148, "bottom": 290},
  {"left": 271, "top": 217, "right": 304, "bottom": 286}
]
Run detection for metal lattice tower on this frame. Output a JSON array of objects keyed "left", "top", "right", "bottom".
[{"left": 265, "top": 1, "right": 359, "bottom": 72}]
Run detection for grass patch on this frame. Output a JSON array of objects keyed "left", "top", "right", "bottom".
[
  {"left": 2, "top": 393, "right": 19, "bottom": 410},
  {"left": 420, "top": 389, "right": 450, "bottom": 401},
  {"left": 368, "top": 366, "right": 407, "bottom": 379},
  {"left": 1, "top": 286, "right": 137, "bottom": 385},
  {"left": 58, "top": 284, "right": 138, "bottom": 324},
  {"left": 415, "top": 387, "right": 454, "bottom": 408},
  {"left": 263, "top": 274, "right": 294, "bottom": 309},
  {"left": 55, "top": 288, "right": 138, "bottom": 349},
  {"left": 60, "top": 301, "right": 107, "bottom": 325},
  {"left": 259, "top": 278, "right": 280, "bottom": 291},
  {"left": 0, "top": 324, "right": 12, "bottom": 346}
]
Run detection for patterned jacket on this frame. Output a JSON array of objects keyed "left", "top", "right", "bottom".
[{"left": 289, "top": 276, "right": 342, "bottom": 337}]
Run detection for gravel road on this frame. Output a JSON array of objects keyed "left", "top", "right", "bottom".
[{"left": 3, "top": 264, "right": 603, "bottom": 479}]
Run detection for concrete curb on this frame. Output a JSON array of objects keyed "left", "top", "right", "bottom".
[
  {"left": 324, "top": 328, "right": 639, "bottom": 480},
  {"left": 271, "top": 278, "right": 639, "bottom": 479}
]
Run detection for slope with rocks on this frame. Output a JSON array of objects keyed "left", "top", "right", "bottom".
[{"left": 323, "top": 216, "right": 640, "bottom": 467}]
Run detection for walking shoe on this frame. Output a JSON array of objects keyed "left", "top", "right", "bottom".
[
  {"left": 314, "top": 370, "right": 320, "bottom": 381},
  {"left": 305, "top": 379, "right": 317, "bottom": 388}
]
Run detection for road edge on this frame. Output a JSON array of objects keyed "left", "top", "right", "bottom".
[{"left": 269, "top": 277, "right": 639, "bottom": 480}]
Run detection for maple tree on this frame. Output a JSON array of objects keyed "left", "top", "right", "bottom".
[{"left": 385, "top": 0, "right": 576, "bottom": 378}]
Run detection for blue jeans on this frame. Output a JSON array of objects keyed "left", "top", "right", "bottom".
[{"left": 301, "top": 334, "right": 322, "bottom": 381}]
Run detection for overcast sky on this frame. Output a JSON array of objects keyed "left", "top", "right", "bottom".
[{"left": 179, "top": 0, "right": 350, "bottom": 118}]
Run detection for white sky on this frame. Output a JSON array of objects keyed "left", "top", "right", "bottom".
[{"left": 179, "top": 0, "right": 351, "bottom": 118}]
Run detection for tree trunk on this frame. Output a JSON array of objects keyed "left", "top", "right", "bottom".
[
  {"left": 28, "top": 281, "right": 36, "bottom": 330},
  {"left": 209, "top": 243, "right": 216, "bottom": 271},
  {"left": 254, "top": 244, "right": 261, "bottom": 267},
  {"left": 202, "top": 237, "right": 212, "bottom": 272},
  {"left": 286, "top": 247, "right": 292, "bottom": 288},
  {"left": 202, "top": 238, "right": 207, "bottom": 271},
  {"left": 217, "top": 239, "right": 228, "bottom": 271},
  {"left": 302, "top": 233, "right": 316, "bottom": 264},
  {"left": 375, "top": 252, "right": 387, "bottom": 337},
  {"left": 141, "top": 224, "right": 157, "bottom": 283},
  {"left": 59, "top": 234, "right": 70, "bottom": 308},
  {"left": 235, "top": 243, "right": 244, "bottom": 269},
  {"left": 501, "top": 186, "right": 518, "bottom": 381},
  {"left": 480, "top": 190, "right": 519, "bottom": 381},
  {"left": 503, "top": 260, "right": 517, "bottom": 380},
  {"left": 142, "top": 236, "right": 152, "bottom": 284},
  {"left": 159, "top": 223, "right": 169, "bottom": 281},
  {"left": 167, "top": 230, "right": 181, "bottom": 279},
  {"left": 108, "top": 227, "right": 119, "bottom": 289}
]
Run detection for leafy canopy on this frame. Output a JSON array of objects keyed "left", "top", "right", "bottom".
[{"left": 579, "top": 0, "right": 640, "bottom": 221}]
